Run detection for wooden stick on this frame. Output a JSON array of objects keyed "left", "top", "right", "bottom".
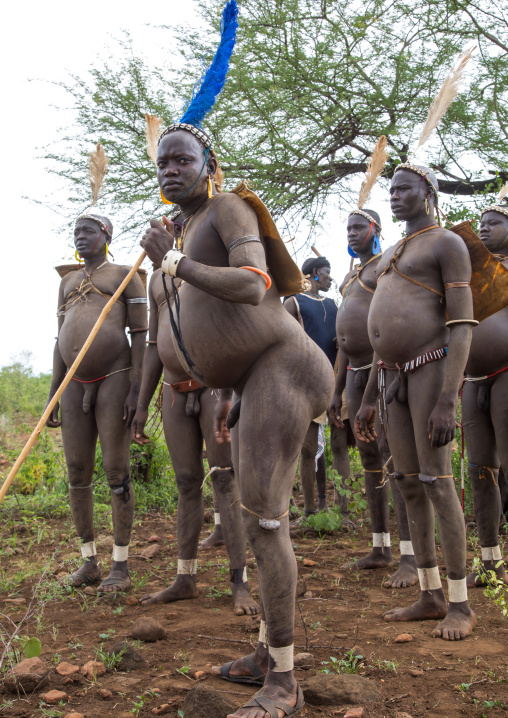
[
  {"left": 0, "top": 251, "right": 147, "bottom": 505},
  {"left": 311, "top": 245, "right": 322, "bottom": 257}
]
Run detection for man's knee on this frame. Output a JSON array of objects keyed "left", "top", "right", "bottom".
[
  {"left": 175, "top": 471, "right": 203, "bottom": 496},
  {"left": 211, "top": 469, "right": 235, "bottom": 494},
  {"left": 68, "top": 463, "right": 94, "bottom": 488}
]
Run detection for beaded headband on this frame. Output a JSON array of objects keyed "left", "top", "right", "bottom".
[
  {"left": 75, "top": 214, "right": 112, "bottom": 238},
  {"left": 394, "top": 163, "right": 439, "bottom": 193},
  {"left": 158, "top": 123, "right": 213, "bottom": 150},
  {"left": 348, "top": 209, "right": 382, "bottom": 230},
  {"left": 481, "top": 205, "right": 508, "bottom": 220}
]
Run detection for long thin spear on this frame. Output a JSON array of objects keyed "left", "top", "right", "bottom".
[{"left": 0, "top": 252, "right": 147, "bottom": 505}]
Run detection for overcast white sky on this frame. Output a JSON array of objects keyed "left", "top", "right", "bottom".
[{"left": 0, "top": 0, "right": 443, "bottom": 375}]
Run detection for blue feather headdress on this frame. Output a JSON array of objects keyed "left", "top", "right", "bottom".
[{"left": 158, "top": 0, "right": 239, "bottom": 149}]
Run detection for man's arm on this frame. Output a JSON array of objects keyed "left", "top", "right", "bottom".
[
  {"left": 354, "top": 352, "right": 380, "bottom": 443},
  {"left": 283, "top": 296, "right": 299, "bottom": 320},
  {"left": 46, "top": 284, "right": 67, "bottom": 428},
  {"left": 428, "top": 234, "right": 474, "bottom": 447},
  {"left": 132, "top": 276, "right": 163, "bottom": 444},
  {"left": 141, "top": 197, "right": 269, "bottom": 306},
  {"left": 329, "top": 350, "right": 348, "bottom": 428}
]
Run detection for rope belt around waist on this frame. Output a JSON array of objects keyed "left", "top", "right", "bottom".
[
  {"left": 464, "top": 366, "right": 508, "bottom": 382},
  {"left": 71, "top": 366, "right": 132, "bottom": 383},
  {"left": 347, "top": 363, "right": 373, "bottom": 371}
]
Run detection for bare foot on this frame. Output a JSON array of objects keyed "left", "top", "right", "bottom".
[
  {"left": 232, "top": 582, "right": 260, "bottom": 616},
  {"left": 139, "top": 575, "right": 198, "bottom": 605},
  {"left": 199, "top": 526, "right": 224, "bottom": 550},
  {"left": 383, "top": 555, "right": 418, "bottom": 588},
  {"left": 212, "top": 646, "right": 268, "bottom": 680},
  {"left": 345, "top": 547, "right": 394, "bottom": 570},
  {"left": 64, "top": 558, "right": 102, "bottom": 587},
  {"left": 98, "top": 561, "right": 131, "bottom": 593},
  {"left": 226, "top": 679, "right": 301, "bottom": 718},
  {"left": 467, "top": 560, "right": 508, "bottom": 588},
  {"left": 384, "top": 588, "right": 448, "bottom": 622},
  {"left": 432, "top": 601, "right": 477, "bottom": 640}
]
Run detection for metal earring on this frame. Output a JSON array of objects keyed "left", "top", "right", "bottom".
[
  {"left": 425, "top": 198, "right": 429, "bottom": 215},
  {"left": 208, "top": 174, "right": 213, "bottom": 199}
]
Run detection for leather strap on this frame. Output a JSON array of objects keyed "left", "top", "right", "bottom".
[{"left": 170, "top": 379, "right": 203, "bottom": 393}]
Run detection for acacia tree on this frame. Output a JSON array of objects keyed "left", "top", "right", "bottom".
[{"left": 45, "top": 0, "right": 508, "bottom": 241}]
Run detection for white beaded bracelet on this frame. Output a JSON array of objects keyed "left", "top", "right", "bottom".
[{"left": 161, "top": 249, "right": 186, "bottom": 277}]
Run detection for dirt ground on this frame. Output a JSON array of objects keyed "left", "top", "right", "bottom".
[{"left": 1, "top": 503, "right": 508, "bottom": 718}]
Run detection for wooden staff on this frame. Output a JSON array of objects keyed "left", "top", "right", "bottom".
[
  {"left": 0, "top": 252, "right": 147, "bottom": 505},
  {"left": 311, "top": 245, "right": 322, "bottom": 257}
]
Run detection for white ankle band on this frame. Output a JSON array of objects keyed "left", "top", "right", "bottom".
[
  {"left": 81, "top": 541, "right": 96, "bottom": 558},
  {"left": 418, "top": 566, "right": 441, "bottom": 591},
  {"left": 482, "top": 546, "right": 502, "bottom": 561},
  {"left": 214, "top": 512, "right": 221, "bottom": 526},
  {"left": 399, "top": 540, "right": 414, "bottom": 556},
  {"left": 269, "top": 644, "right": 294, "bottom": 673},
  {"left": 258, "top": 620, "right": 267, "bottom": 645},
  {"left": 178, "top": 559, "right": 197, "bottom": 575},
  {"left": 372, "top": 532, "right": 390, "bottom": 548},
  {"left": 113, "top": 545, "right": 129, "bottom": 562},
  {"left": 447, "top": 577, "right": 468, "bottom": 603},
  {"left": 242, "top": 567, "right": 247, "bottom": 582}
]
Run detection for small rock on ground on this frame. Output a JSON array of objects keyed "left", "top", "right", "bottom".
[
  {"left": 409, "top": 668, "right": 424, "bottom": 676},
  {"left": 64, "top": 713, "right": 84, "bottom": 718},
  {"left": 56, "top": 662, "right": 80, "bottom": 677},
  {"left": 152, "top": 705, "right": 171, "bottom": 715},
  {"left": 42, "top": 689, "right": 68, "bottom": 704},
  {"left": 395, "top": 633, "right": 413, "bottom": 643},
  {"left": 303, "top": 674, "right": 381, "bottom": 706},
  {"left": 4, "top": 656, "right": 50, "bottom": 693},
  {"left": 395, "top": 713, "right": 414, "bottom": 718},
  {"left": 294, "top": 652, "right": 315, "bottom": 669},
  {"left": 126, "top": 596, "right": 139, "bottom": 606},
  {"left": 140, "top": 544, "right": 160, "bottom": 559},
  {"left": 345, "top": 708, "right": 364, "bottom": 718},
  {"left": 80, "top": 660, "right": 106, "bottom": 679},
  {"left": 148, "top": 534, "right": 161, "bottom": 542},
  {"left": 131, "top": 617, "right": 166, "bottom": 642},
  {"left": 99, "top": 688, "right": 113, "bottom": 700},
  {"left": 83, "top": 586, "right": 96, "bottom": 595},
  {"left": 182, "top": 683, "right": 236, "bottom": 718},
  {"left": 109, "top": 640, "right": 147, "bottom": 671}
]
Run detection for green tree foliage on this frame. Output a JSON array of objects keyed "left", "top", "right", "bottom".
[{"left": 45, "top": 0, "right": 508, "bottom": 239}]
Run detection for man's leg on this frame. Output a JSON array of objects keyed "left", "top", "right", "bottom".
[
  {"left": 380, "top": 370, "right": 448, "bottom": 624},
  {"left": 298, "top": 421, "right": 319, "bottom": 517},
  {"left": 346, "top": 371, "right": 392, "bottom": 569},
  {"left": 388, "top": 363, "right": 476, "bottom": 640},
  {"left": 95, "top": 371, "right": 134, "bottom": 592},
  {"left": 61, "top": 381, "right": 101, "bottom": 585},
  {"left": 473, "top": 374, "right": 508, "bottom": 584},
  {"left": 199, "top": 486, "right": 225, "bottom": 549},
  {"left": 199, "top": 389, "right": 259, "bottom": 615},
  {"left": 140, "top": 386, "right": 205, "bottom": 605},
  {"left": 214, "top": 342, "right": 334, "bottom": 717},
  {"left": 330, "top": 421, "right": 356, "bottom": 528},
  {"left": 383, "top": 475, "right": 418, "bottom": 588}
]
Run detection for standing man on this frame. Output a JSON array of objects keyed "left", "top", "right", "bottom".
[
  {"left": 463, "top": 204, "right": 508, "bottom": 587},
  {"left": 329, "top": 210, "right": 417, "bottom": 588},
  {"left": 356, "top": 164, "right": 477, "bottom": 640},
  {"left": 141, "top": 123, "right": 333, "bottom": 717},
  {"left": 131, "top": 269, "right": 259, "bottom": 616},
  {"left": 284, "top": 257, "right": 352, "bottom": 519},
  {"left": 46, "top": 214, "right": 147, "bottom": 592}
]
